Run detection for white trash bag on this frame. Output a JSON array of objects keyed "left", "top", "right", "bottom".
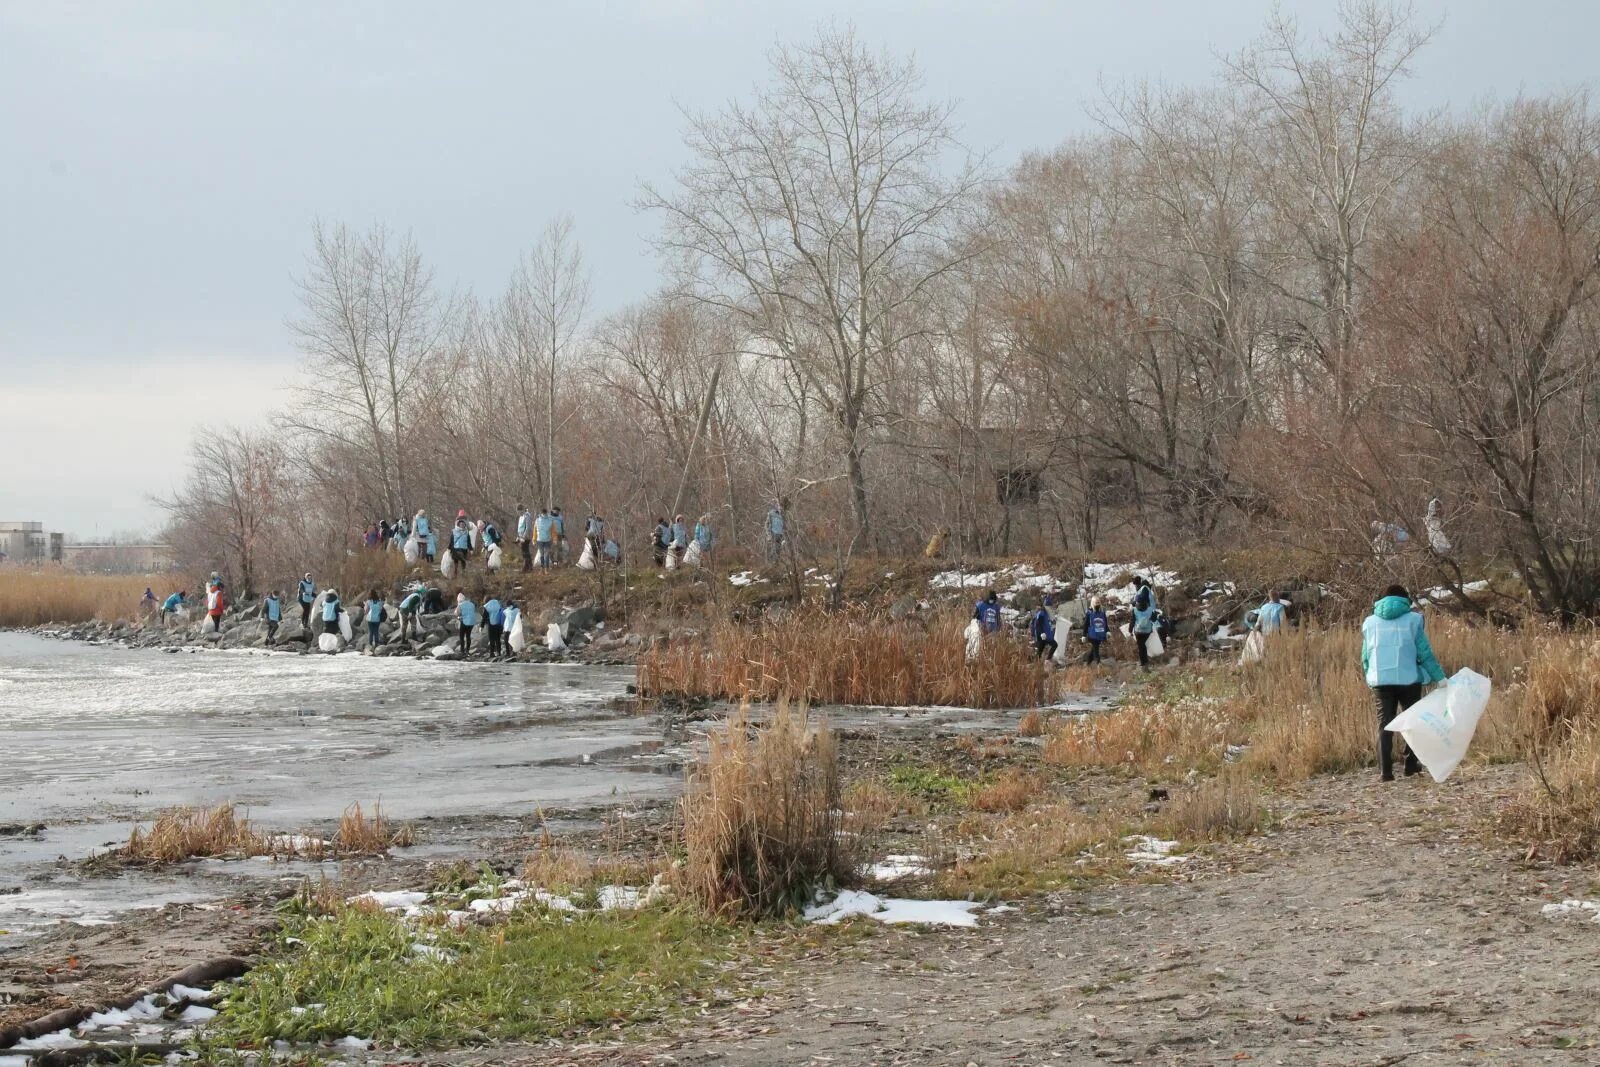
[
  {"left": 508, "top": 612, "right": 527, "bottom": 653},
  {"left": 317, "top": 632, "right": 341, "bottom": 654},
  {"left": 487, "top": 543, "right": 503, "bottom": 571},
  {"left": 546, "top": 622, "right": 567, "bottom": 652},
  {"left": 202, "top": 615, "right": 218, "bottom": 635},
  {"left": 338, "top": 611, "right": 354, "bottom": 642},
  {"left": 1239, "top": 630, "right": 1266, "bottom": 666},
  {"left": 403, "top": 535, "right": 419, "bottom": 564},
  {"left": 440, "top": 548, "right": 456, "bottom": 578},
  {"left": 1386, "top": 668, "right": 1493, "bottom": 783},
  {"left": 664, "top": 549, "right": 678, "bottom": 572},
  {"left": 964, "top": 618, "right": 982, "bottom": 662},
  {"left": 683, "top": 540, "right": 703, "bottom": 568},
  {"left": 1145, "top": 629, "right": 1164, "bottom": 658},
  {"left": 577, "top": 540, "right": 596, "bottom": 571}
]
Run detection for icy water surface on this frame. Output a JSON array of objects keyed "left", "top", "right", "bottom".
[{"left": 0, "top": 632, "right": 678, "bottom": 944}]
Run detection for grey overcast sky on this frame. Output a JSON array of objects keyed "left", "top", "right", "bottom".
[{"left": 0, "top": 0, "right": 1592, "bottom": 538}]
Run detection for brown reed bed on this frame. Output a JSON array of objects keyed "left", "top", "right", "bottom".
[
  {"left": 680, "top": 699, "right": 853, "bottom": 917},
  {"left": 0, "top": 569, "right": 174, "bottom": 627},
  {"left": 117, "top": 802, "right": 413, "bottom": 866},
  {"left": 639, "top": 610, "right": 1066, "bottom": 709}
]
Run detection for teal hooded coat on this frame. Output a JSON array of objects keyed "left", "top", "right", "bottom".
[{"left": 1361, "top": 595, "right": 1446, "bottom": 688}]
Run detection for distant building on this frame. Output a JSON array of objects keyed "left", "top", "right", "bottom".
[
  {"left": 0, "top": 522, "right": 63, "bottom": 564},
  {"left": 60, "top": 542, "right": 175, "bottom": 573}
]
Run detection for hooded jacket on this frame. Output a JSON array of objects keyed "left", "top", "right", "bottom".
[{"left": 1361, "top": 595, "right": 1446, "bottom": 688}]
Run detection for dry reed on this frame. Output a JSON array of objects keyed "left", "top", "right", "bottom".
[
  {"left": 1017, "top": 710, "right": 1046, "bottom": 737},
  {"left": 640, "top": 610, "right": 1061, "bottom": 709},
  {"left": 680, "top": 699, "right": 852, "bottom": 917},
  {"left": 1154, "top": 773, "right": 1266, "bottom": 840},
  {"left": 0, "top": 569, "right": 172, "bottom": 627},
  {"left": 120, "top": 802, "right": 412, "bottom": 865}
]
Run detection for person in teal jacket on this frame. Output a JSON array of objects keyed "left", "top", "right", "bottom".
[
  {"left": 1361, "top": 585, "right": 1447, "bottom": 781},
  {"left": 455, "top": 593, "right": 478, "bottom": 655}
]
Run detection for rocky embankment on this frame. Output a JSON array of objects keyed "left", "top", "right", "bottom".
[{"left": 36, "top": 599, "right": 637, "bottom": 664}]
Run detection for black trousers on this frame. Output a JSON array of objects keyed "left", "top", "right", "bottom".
[
  {"left": 1034, "top": 637, "right": 1058, "bottom": 660},
  {"left": 1373, "top": 683, "right": 1423, "bottom": 778},
  {"left": 1134, "top": 631, "right": 1151, "bottom": 667},
  {"left": 1085, "top": 640, "right": 1103, "bottom": 665},
  {"left": 520, "top": 539, "right": 532, "bottom": 570},
  {"left": 301, "top": 601, "right": 312, "bottom": 627},
  {"left": 458, "top": 623, "right": 472, "bottom": 654},
  {"left": 487, "top": 622, "right": 504, "bottom": 656},
  {"left": 266, "top": 620, "right": 279, "bottom": 642}
]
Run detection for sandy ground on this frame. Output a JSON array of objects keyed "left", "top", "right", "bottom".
[{"left": 460, "top": 766, "right": 1600, "bottom": 1067}]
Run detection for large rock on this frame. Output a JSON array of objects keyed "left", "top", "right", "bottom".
[{"left": 556, "top": 605, "right": 603, "bottom": 634}]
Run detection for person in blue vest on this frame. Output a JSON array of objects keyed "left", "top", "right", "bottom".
[
  {"left": 1361, "top": 585, "right": 1447, "bottom": 781},
  {"left": 671, "top": 515, "right": 689, "bottom": 561},
  {"left": 397, "top": 586, "right": 425, "bottom": 643},
  {"left": 1247, "top": 591, "right": 1287, "bottom": 635},
  {"left": 766, "top": 501, "right": 787, "bottom": 561},
  {"left": 974, "top": 591, "right": 1002, "bottom": 634},
  {"left": 694, "top": 515, "right": 714, "bottom": 556},
  {"left": 516, "top": 505, "right": 534, "bottom": 571},
  {"left": 1131, "top": 588, "right": 1161, "bottom": 668},
  {"left": 320, "top": 588, "right": 342, "bottom": 637},
  {"left": 454, "top": 592, "right": 478, "bottom": 655},
  {"left": 1029, "top": 596, "right": 1057, "bottom": 660},
  {"left": 534, "top": 509, "right": 556, "bottom": 569},
  {"left": 451, "top": 515, "right": 473, "bottom": 572},
  {"left": 653, "top": 518, "right": 672, "bottom": 566},
  {"left": 413, "top": 510, "right": 433, "bottom": 562},
  {"left": 297, "top": 573, "right": 317, "bottom": 629},
  {"left": 263, "top": 590, "right": 282, "bottom": 643},
  {"left": 484, "top": 595, "right": 505, "bottom": 657},
  {"left": 161, "top": 590, "right": 187, "bottom": 627},
  {"left": 585, "top": 513, "right": 606, "bottom": 555},
  {"left": 482, "top": 519, "right": 503, "bottom": 551},
  {"left": 364, "top": 590, "right": 386, "bottom": 653},
  {"left": 1083, "top": 596, "right": 1109, "bottom": 665}
]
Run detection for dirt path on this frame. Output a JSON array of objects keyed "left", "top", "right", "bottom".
[{"left": 490, "top": 766, "right": 1599, "bottom": 1066}]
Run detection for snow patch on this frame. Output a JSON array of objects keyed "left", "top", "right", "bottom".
[
  {"left": 1125, "top": 835, "right": 1188, "bottom": 866},
  {"left": 804, "top": 889, "right": 985, "bottom": 927},
  {"left": 350, "top": 890, "right": 429, "bottom": 910},
  {"left": 728, "top": 571, "right": 768, "bottom": 587},
  {"left": 178, "top": 1005, "right": 218, "bottom": 1023},
  {"left": 867, "top": 854, "right": 931, "bottom": 881},
  {"left": 1542, "top": 899, "right": 1600, "bottom": 922},
  {"left": 170, "top": 983, "right": 219, "bottom": 1003}
]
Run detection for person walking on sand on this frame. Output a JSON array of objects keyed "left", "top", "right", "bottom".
[
  {"left": 455, "top": 592, "right": 478, "bottom": 656},
  {"left": 397, "top": 586, "right": 424, "bottom": 642},
  {"left": 484, "top": 595, "right": 505, "bottom": 658},
  {"left": 766, "top": 500, "right": 787, "bottom": 561},
  {"left": 1030, "top": 596, "right": 1058, "bottom": 660},
  {"left": 451, "top": 515, "right": 472, "bottom": 573},
  {"left": 1361, "top": 585, "right": 1447, "bottom": 781},
  {"left": 263, "top": 590, "right": 282, "bottom": 643},
  {"left": 297, "top": 573, "right": 317, "bottom": 629},
  {"left": 974, "top": 590, "right": 1002, "bottom": 635},
  {"left": 516, "top": 505, "right": 534, "bottom": 571},
  {"left": 364, "top": 590, "right": 386, "bottom": 654},
  {"left": 1084, "top": 596, "right": 1108, "bottom": 665}
]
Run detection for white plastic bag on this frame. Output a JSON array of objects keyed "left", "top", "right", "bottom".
[
  {"left": 202, "top": 615, "right": 218, "bottom": 634},
  {"left": 964, "top": 619, "right": 982, "bottom": 662},
  {"left": 545, "top": 622, "right": 567, "bottom": 652},
  {"left": 440, "top": 548, "right": 456, "bottom": 578},
  {"left": 664, "top": 549, "right": 678, "bottom": 572},
  {"left": 403, "top": 535, "right": 419, "bottom": 564},
  {"left": 1239, "top": 630, "right": 1265, "bottom": 666},
  {"left": 508, "top": 612, "right": 526, "bottom": 653},
  {"left": 1145, "top": 629, "right": 1164, "bottom": 658},
  {"left": 318, "top": 632, "right": 341, "bottom": 654},
  {"left": 1386, "top": 668, "right": 1492, "bottom": 782},
  {"left": 487, "top": 543, "right": 503, "bottom": 571},
  {"left": 338, "top": 611, "right": 354, "bottom": 642},
  {"left": 683, "top": 540, "right": 703, "bottom": 568},
  {"left": 577, "top": 540, "right": 596, "bottom": 571}
]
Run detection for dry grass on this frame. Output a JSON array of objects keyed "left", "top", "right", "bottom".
[
  {"left": 1154, "top": 773, "right": 1266, "bottom": 840},
  {"left": 119, "top": 802, "right": 413, "bottom": 865},
  {"left": 933, "top": 802, "right": 1132, "bottom": 898},
  {"left": 1500, "top": 718, "right": 1600, "bottom": 862},
  {"left": 680, "top": 699, "right": 852, "bottom": 917},
  {"left": 1044, "top": 697, "right": 1243, "bottom": 776},
  {"left": 970, "top": 769, "right": 1044, "bottom": 813},
  {"left": 1017, "top": 710, "right": 1046, "bottom": 737},
  {"left": 640, "top": 610, "right": 1063, "bottom": 709},
  {"left": 0, "top": 569, "right": 174, "bottom": 626},
  {"left": 521, "top": 847, "right": 663, "bottom": 892}
]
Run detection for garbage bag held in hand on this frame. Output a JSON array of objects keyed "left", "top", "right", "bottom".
[
  {"left": 683, "top": 540, "right": 703, "bottom": 568},
  {"left": 338, "top": 611, "right": 354, "bottom": 643},
  {"left": 317, "top": 632, "right": 341, "bottom": 654},
  {"left": 1239, "top": 630, "right": 1266, "bottom": 666},
  {"left": 508, "top": 614, "right": 527, "bottom": 653},
  {"left": 403, "top": 535, "right": 419, "bottom": 565},
  {"left": 1386, "top": 668, "right": 1492, "bottom": 782},
  {"left": 546, "top": 622, "right": 567, "bottom": 652},
  {"left": 487, "top": 544, "right": 503, "bottom": 571},
  {"left": 440, "top": 548, "right": 455, "bottom": 578},
  {"left": 1146, "top": 630, "right": 1164, "bottom": 658},
  {"left": 577, "top": 540, "right": 596, "bottom": 571},
  {"left": 202, "top": 615, "right": 218, "bottom": 635},
  {"left": 663, "top": 549, "right": 678, "bottom": 571},
  {"left": 964, "top": 618, "right": 982, "bottom": 662}
]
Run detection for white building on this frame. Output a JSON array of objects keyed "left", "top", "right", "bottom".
[{"left": 0, "top": 522, "right": 64, "bottom": 564}]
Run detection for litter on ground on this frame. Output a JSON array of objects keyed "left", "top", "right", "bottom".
[
  {"left": 1125, "top": 835, "right": 1187, "bottom": 866},
  {"left": 803, "top": 889, "right": 987, "bottom": 927}
]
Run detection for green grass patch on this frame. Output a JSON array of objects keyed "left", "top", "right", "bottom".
[
  {"left": 886, "top": 763, "right": 977, "bottom": 807},
  {"left": 201, "top": 904, "right": 741, "bottom": 1051}
]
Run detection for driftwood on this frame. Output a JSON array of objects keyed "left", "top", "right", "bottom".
[{"left": 0, "top": 955, "right": 249, "bottom": 1051}]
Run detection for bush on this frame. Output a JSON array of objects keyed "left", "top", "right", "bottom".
[{"left": 681, "top": 699, "right": 853, "bottom": 917}]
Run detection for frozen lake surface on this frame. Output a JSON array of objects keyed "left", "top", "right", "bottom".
[{"left": 0, "top": 632, "right": 679, "bottom": 945}]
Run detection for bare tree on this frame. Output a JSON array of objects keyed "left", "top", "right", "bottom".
[
  {"left": 515, "top": 214, "right": 590, "bottom": 511},
  {"left": 644, "top": 24, "right": 984, "bottom": 543},
  {"left": 158, "top": 427, "right": 288, "bottom": 597}
]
